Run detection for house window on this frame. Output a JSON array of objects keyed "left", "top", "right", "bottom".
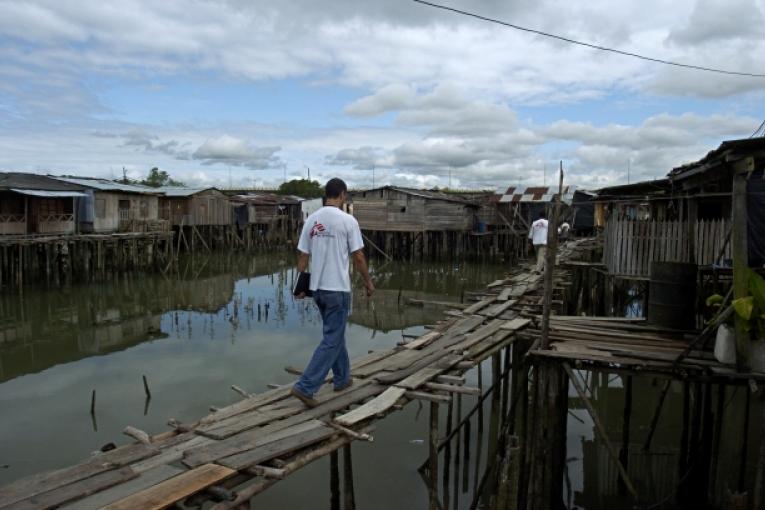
[
  {"left": 400, "top": 207, "right": 406, "bottom": 213},
  {"left": 95, "top": 199, "right": 106, "bottom": 218}
]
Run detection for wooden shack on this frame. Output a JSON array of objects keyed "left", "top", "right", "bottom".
[
  {"left": 52, "top": 176, "right": 164, "bottom": 233},
  {"left": 229, "top": 193, "right": 302, "bottom": 243},
  {"left": 349, "top": 186, "right": 477, "bottom": 232},
  {"left": 158, "top": 187, "right": 231, "bottom": 227},
  {"left": 0, "top": 173, "right": 87, "bottom": 235}
]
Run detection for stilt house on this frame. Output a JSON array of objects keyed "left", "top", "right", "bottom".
[
  {"left": 157, "top": 187, "right": 231, "bottom": 227},
  {"left": 52, "top": 176, "right": 165, "bottom": 233},
  {"left": 0, "top": 173, "right": 87, "bottom": 235}
]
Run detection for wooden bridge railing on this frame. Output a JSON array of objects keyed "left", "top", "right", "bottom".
[{"left": 603, "top": 218, "right": 731, "bottom": 277}]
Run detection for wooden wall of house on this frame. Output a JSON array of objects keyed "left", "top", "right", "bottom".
[
  {"left": 30, "top": 197, "right": 75, "bottom": 234},
  {"left": 424, "top": 201, "right": 473, "bottom": 231},
  {"left": 352, "top": 189, "right": 477, "bottom": 232},
  {"left": 161, "top": 190, "right": 231, "bottom": 226},
  {"left": 0, "top": 192, "right": 25, "bottom": 235},
  {"left": 91, "top": 192, "right": 159, "bottom": 232}
]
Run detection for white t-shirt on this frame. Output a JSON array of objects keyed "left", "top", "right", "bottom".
[
  {"left": 298, "top": 206, "right": 364, "bottom": 292},
  {"left": 528, "top": 218, "right": 549, "bottom": 246}
]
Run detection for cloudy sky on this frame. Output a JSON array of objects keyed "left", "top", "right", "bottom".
[{"left": 0, "top": 0, "right": 764, "bottom": 190}]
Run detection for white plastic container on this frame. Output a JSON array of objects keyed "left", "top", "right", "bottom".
[{"left": 714, "top": 324, "right": 736, "bottom": 365}]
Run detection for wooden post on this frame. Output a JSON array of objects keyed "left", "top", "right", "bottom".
[
  {"left": 732, "top": 157, "right": 754, "bottom": 372},
  {"left": 343, "top": 445, "right": 356, "bottom": 510},
  {"left": 330, "top": 449, "right": 340, "bottom": 510},
  {"left": 540, "top": 164, "right": 564, "bottom": 348},
  {"left": 429, "top": 401, "right": 439, "bottom": 510}
]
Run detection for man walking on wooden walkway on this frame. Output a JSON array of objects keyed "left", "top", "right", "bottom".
[
  {"left": 291, "top": 178, "right": 375, "bottom": 407},
  {"left": 529, "top": 211, "right": 549, "bottom": 273}
]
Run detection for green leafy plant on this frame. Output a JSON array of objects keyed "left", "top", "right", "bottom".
[{"left": 730, "top": 268, "right": 765, "bottom": 341}]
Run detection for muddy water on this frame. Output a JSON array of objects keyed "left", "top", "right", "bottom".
[{"left": 0, "top": 254, "right": 760, "bottom": 509}]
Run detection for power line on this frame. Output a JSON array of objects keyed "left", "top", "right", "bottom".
[
  {"left": 412, "top": 0, "right": 765, "bottom": 78},
  {"left": 751, "top": 119, "right": 765, "bottom": 138}
]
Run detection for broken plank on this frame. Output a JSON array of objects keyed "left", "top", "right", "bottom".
[
  {"left": 335, "top": 387, "right": 407, "bottom": 427},
  {"left": 394, "top": 355, "right": 463, "bottom": 390},
  {"left": 102, "top": 464, "right": 235, "bottom": 510}
]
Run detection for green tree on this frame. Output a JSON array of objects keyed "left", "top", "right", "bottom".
[
  {"left": 141, "top": 167, "right": 185, "bottom": 187},
  {"left": 277, "top": 179, "right": 323, "bottom": 198}
]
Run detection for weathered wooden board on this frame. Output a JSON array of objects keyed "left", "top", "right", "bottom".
[
  {"left": 500, "top": 318, "right": 531, "bottom": 331},
  {"left": 183, "top": 384, "right": 383, "bottom": 465},
  {"left": 130, "top": 436, "right": 212, "bottom": 474},
  {"left": 61, "top": 465, "right": 183, "bottom": 510},
  {"left": 448, "top": 320, "right": 506, "bottom": 353},
  {"left": 335, "top": 387, "right": 407, "bottom": 426},
  {"left": 496, "top": 287, "right": 514, "bottom": 301},
  {"left": 403, "top": 330, "right": 441, "bottom": 350},
  {"left": 217, "top": 421, "right": 337, "bottom": 470},
  {"left": 101, "top": 464, "right": 235, "bottom": 510},
  {"left": 482, "top": 300, "right": 516, "bottom": 318},
  {"left": 450, "top": 315, "right": 485, "bottom": 335},
  {"left": 196, "top": 399, "right": 303, "bottom": 439},
  {"left": 0, "top": 443, "right": 157, "bottom": 508},
  {"left": 462, "top": 296, "right": 496, "bottom": 315},
  {"left": 9, "top": 467, "right": 137, "bottom": 510},
  {"left": 394, "top": 354, "right": 463, "bottom": 390}
]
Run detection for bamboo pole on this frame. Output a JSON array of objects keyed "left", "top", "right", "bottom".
[
  {"left": 540, "top": 164, "right": 564, "bottom": 349},
  {"left": 429, "top": 401, "right": 440, "bottom": 510},
  {"left": 732, "top": 157, "right": 754, "bottom": 372},
  {"left": 343, "top": 445, "right": 356, "bottom": 510}
]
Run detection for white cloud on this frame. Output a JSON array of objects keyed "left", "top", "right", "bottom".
[{"left": 192, "top": 135, "right": 282, "bottom": 170}]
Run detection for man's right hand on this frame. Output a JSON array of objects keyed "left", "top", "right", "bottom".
[{"left": 364, "top": 280, "right": 375, "bottom": 297}]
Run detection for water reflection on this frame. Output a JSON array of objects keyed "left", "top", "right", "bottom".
[{"left": 0, "top": 253, "right": 508, "bottom": 492}]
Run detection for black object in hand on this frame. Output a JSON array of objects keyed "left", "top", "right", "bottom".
[{"left": 293, "top": 272, "right": 313, "bottom": 297}]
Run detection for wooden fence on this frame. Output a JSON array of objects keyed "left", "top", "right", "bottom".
[{"left": 603, "top": 219, "right": 731, "bottom": 277}]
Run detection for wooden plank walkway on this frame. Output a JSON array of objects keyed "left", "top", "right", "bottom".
[{"left": 0, "top": 238, "right": 616, "bottom": 510}]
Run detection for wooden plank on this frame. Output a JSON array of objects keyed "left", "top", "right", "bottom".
[
  {"left": 9, "top": 468, "right": 138, "bottom": 510},
  {"left": 462, "top": 296, "right": 496, "bottom": 315},
  {"left": 131, "top": 436, "right": 212, "bottom": 474},
  {"left": 496, "top": 287, "right": 513, "bottom": 301},
  {"left": 217, "top": 421, "right": 337, "bottom": 470},
  {"left": 448, "top": 320, "right": 507, "bottom": 352},
  {"left": 183, "top": 384, "right": 383, "bottom": 464},
  {"left": 102, "top": 464, "right": 235, "bottom": 510},
  {"left": 61, "top": 465, "right": 183, "bottom": 510},
  {"left": 394, "top": 354, "right": 463, "bottom": 390},
  {"left": 481, "top": 300, "right": 516, "bottom": 318},
  {"left": 403, "top": 330, "right": 442, "bottom": 350},
  {"left": 0, "top": 443, "right": 157, "bottom": 508},
  {"left": 500, "top": 317, "right": 531, "bottom": 331},
  {"left": 450, "top": 315, "right": 485, "bottom": 335},
  {"left": 335, "top": 387, "right": 407, "bottom": 426},
  {"left": 196, "top": 399, "right": 303, "bottom": 438}
]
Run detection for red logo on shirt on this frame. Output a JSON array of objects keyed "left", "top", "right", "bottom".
[{"left": 310, "top": 222, "right": 326, "bottom": 238}]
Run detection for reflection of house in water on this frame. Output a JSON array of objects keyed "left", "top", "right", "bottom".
[
  {"left": 349, "top": 289, "right": 447, "bottom": 332},
  {"left": 573, "top": 373, "right": 684, "bottom": 508}
]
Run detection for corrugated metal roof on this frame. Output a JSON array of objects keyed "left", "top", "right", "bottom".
[
  {"left": 350, "top": 186, "right": 479, "bottom": 207},
  {"left": 53, "top": 176, "right": 159, "bottom": 194},
  {"left": 156, "top": 187, "right": 217, "bottom": 197},
  {"left": 10, "top": 188, "right": 88, "bottom": 198},
  {"left": 231, "top": 193, "right": 300, "bottom": 205},
  {"left": 0, "top": 172, "right": 86, "bottom": 192},
  {"left": 499, "top": 184, "right": 578, "bottom": 205}
]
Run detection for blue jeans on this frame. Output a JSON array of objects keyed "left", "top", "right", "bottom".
[{"left": 294, "top": 290, "right": 351, "bottom": 397}]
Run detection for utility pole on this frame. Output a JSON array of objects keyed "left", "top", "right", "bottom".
[
  {"left": 627, "top": 159, "right": 631, "bottom": 184},
  {"left": 448, "top": 167, "right": 452, "bottom": 189},
  {"left": 305, "top": 165, "right": 310, "bottom": 180},
  {"left": 543, "top": 162, "right": 546, "bottom": 186},
  {"left": 122, "top": 166, "right": 127, "bottom": 184},
  {"left": 372, "top": 165, "right": 375, "bottom": 188}
]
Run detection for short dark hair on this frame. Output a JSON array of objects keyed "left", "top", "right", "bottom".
[
  {"left": 538, "top": 211, "right": 546, "bottom": 219},
  {"left": 325, "top": 178, "right": 347, "bottom": 199}
]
